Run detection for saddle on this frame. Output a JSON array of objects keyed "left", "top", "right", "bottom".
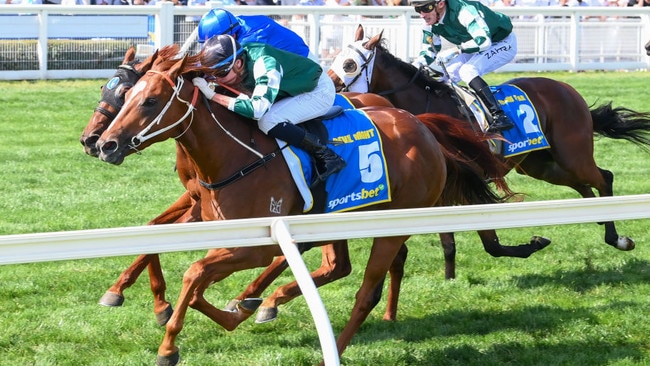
[{"left": 448, "top": 84, "right": 502, "bottom": 154}]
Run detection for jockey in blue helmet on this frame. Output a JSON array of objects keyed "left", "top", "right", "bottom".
[{"left": 197, "top": 9, "right": 313, "bottom": 59}]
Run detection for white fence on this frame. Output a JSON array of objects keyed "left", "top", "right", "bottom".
[
  {"left": 0, "top": 4, "right": 649, "bottom": 80},
  {"left": 1, "top": 194, "right": 649, "bottom": 365}
]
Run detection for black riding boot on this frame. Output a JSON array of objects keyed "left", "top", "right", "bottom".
[
  {"left": 299, "top": 132, "right": 346, "bottom": 184},
  {"left": 469, "top": 77, "right": 515, "bottom": 133},
  {"left": 268, "top": 123, "right": 346, "bottom": 184}
]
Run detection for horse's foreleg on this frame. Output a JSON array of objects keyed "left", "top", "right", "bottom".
[
  {"left": 146, "top": 255, "right": 173, "bottom": 326},
  {"left": 100, "top": 254, "right": 153, "bottom": 307},
  {"left": 102, "top": 194, "right": 199, "bottom": 325},
  {"left": 383, "top": 243, "right": 408, "bottom": 321},
  {"left": 477, "top": 230, "right": 551, "bottom": 258},
  {"left": 439, "top": 232, "right": 456, "bottom": 280},
  {"left": 157, "top": 247, "right": 276, "bottom": 366},
  {"left": 255, "top": 241, "right": 351, "bottom": 323},
  {"left": 148, "top": 191, "right": 196, "bottom": 225}
]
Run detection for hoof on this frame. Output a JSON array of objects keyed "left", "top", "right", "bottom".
[
  {"left": 238, "top": 298, "right": 263, "bottom": 313},
  {"left": 255, "top": 306, "right": 278, "bottom": 324},
  {"left": 155, "top": 304, "right": 174, "bottom": 326},
  {"left": 531, "top": 236, "right": 551, "bottom": 251},
  {"left": 615, "top": 236, "right": 635, "bottom": 251},
  {"left": 223, "top": 299, "right": 241, "bottom": 312},
  {"left": 156, "top": 351, "right": 180, "bottom": 366},
  {"left": 98, "top": 292, "right": 124, "bottom": 307}
]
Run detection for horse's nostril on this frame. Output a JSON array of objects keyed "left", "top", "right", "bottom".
[
  {"left": 83, "top": 135, "right": 100, "bottom": 148},
  {"left": 100, "top": 140, "right": 118, "bottom": 154}
]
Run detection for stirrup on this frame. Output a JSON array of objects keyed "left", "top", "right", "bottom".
[
  {"left": 487, "top": 114, "right": 514, "bottom": 133},
  {"left": 311, "top": 156, "right": 346, "bottom": 187}
]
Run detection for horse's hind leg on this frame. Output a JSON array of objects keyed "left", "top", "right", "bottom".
[
  {"left": 383, "top": 243, "right": 408, "bottom": 321},
  {"left": 519, "top": 158, "right": 634, "bottom": 251},
  {"left": 594, "top": 168, "right": 635, "bottom": 250},
  {"left": 332, "top": 236, "right": 408, "bottom": 363},
  {"left": 565, "top": 167, "right": 633, "bottom": 250}
]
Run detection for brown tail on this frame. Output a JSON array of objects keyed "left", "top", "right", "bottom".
[{"left": 417, "top": 113, "right": 513, "bottom": 206}]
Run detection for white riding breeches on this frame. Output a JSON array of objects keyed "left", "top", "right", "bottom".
[
  {"left": 257, "top": 71, "right": 336, "bottom": 134},
  {"left": 445, "top": 32, "right": 518, "bottom": 84}
]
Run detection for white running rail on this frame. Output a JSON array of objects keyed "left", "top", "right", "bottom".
[{"left": 1, "top": 194, "right": 649, "bottom": 365}]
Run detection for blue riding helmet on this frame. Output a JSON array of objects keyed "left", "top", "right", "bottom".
[{"left": 198, "top": 9, "right": 242, "bottom": 44}]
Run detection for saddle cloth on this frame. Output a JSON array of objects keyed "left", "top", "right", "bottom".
[
  {"left": 453, "top": 84, "right": 550, "bottom": 158},
  {"left": 279, "top": 94, "right": 392, "bottom": 213}
]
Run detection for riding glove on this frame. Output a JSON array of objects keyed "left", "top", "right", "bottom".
[
  {"left": 412, "top": 49, "right": 436, "bottom": 69},
  {"left": 436, "top": 48, "right": 461, "bottom": 65},
  {"left": 192, "top": 77, "right": 216, "bottom": 100}
]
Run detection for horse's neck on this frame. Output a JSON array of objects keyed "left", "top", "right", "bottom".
[
  {"left": 175, "top": 96, "right": 274, "bottom": 186},
  {"left": 374, "top": 57, "right": 464, "bottom": 118}
]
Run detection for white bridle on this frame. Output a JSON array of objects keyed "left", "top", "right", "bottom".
[{"left": 129, "top": 71, "right": 197, "bottom": 149}]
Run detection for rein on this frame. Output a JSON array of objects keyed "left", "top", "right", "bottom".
[
  {"left": 197, "top": 94, "right": 286, "bottom": 190},
  {"left": 345, "top": 43, "right": 437, "bottom": 113},
  {"left": 129, "top": 71, "right": 199, "bottom": 149}
]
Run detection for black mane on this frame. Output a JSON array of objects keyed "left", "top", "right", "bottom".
[{"left": 374, "top": 40, "right": 451, "bottom": 95}]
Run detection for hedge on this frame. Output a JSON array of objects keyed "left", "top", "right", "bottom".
[{"left": 0, "top": 39, "right": 144, "bottom": 71}]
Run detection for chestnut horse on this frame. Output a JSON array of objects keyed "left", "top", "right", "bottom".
[
  {"left": 81, "top": 47, "right": 539, "bottom": 328},
  {"left": 81, "top": 47, "right": 417, "bottom": 326},
  {"left": 94, "top": 51, "right": 505, "bottom": 365},
  {"left": 329, "top": 25, "right": 650, "bottom": 254}
]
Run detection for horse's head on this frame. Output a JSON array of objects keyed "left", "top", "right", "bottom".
[
  {"left": 96, "top": 53, "right": 199, "bottom": 165},
  {"left": 80, "top": 45, "right": 181, "bottom": 157},
  {"left": 80, "top": 48, "right": 155, "bottom": 157},
  {"left": 327, "top": 25, "right": 383, "bottom": 93}
]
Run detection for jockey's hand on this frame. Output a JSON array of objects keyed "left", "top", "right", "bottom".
[
  {"left": 422, "top": 65, "right": 444, "bottom": 79},
  {"left": 436, "top": 48, "right": 460, "bottom": 65},
  {"left": 192, "top": 77, "right": 216, "bottom": 100}
]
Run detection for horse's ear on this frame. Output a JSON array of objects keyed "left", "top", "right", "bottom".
[
  {"left": 167, "top": 55, "right": 187, "bottom": 78},
  {"left": 124, "top": 47, "right": 136, "bottom": 64},
  {"left": 147, "top": 49, "right": 162, "bottom": 69},
  {"left": 355, "top": 24, "right": 364, "bottom": 42},
  {"left": 366, "top": 31, "right": 383, "bottom": 50}
]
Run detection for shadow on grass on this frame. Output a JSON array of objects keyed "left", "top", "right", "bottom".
[
  {"left": 350, "top": 303, "right": 645, "bottom": 365},
  {"left": 510, "top": 257, "right": 650, "bottom": 293}
]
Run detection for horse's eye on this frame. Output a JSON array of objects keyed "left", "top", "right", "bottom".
[
  {"left": 342, "top": 59, "right": 358, "bottom": 75},
  {"left": 142, "top": 98, "right": 157, "bottom": 107}
]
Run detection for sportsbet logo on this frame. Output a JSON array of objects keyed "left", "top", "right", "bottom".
[
  {"left": 507, "top": 136, "right": 544, "bottom": 154},
  {"left": 328, "top": 184, "right": 386, "bottom": 211}
]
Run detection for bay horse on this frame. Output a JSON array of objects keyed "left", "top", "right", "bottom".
[
  {"left": 93, "top": 51, "right": 505, "bottom": 365},
  {"left": 80, "top": 46, "right": 418, "bottom": 326},
  {"left": 329, "top": 25, "right": 650, "bottom": 253}
]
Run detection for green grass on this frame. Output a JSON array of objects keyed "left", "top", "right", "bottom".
[{"left": 0, "top": 72, "right": 649, "bottom": 366}]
